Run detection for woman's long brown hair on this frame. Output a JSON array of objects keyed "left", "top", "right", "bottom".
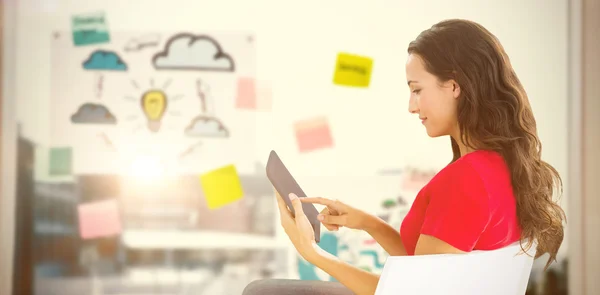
[{"left": 408, "top": 19, "right": 566, "bottom": 269}]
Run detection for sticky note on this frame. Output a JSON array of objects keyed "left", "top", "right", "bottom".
[
  {"left": 71, "top": 12, "right": 110, "bottom": 46},
  {"left": 235, "top": 77, "right": 272, "bottom": 111},
  {"left": 294, "top": 117, "right": 334, "bottom": 153},
  {"left": 235, "top": 77, "right": 257, "bottom": 109},
  {"left": 333, "top": 53, "right": 373, "bottom": 88},
  {"left": 200, "top": 164, "right": 244, "bottom": 210},
  {"left": 49, "top": 147, "right": 73, "bottom": 176},
  {"left": 77, "top": 199, "right": 122, "bottom": 239}
]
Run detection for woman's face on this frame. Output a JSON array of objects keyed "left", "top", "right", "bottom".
[{"left": 405, "top": 54, "right": 461, "bottom": 138}]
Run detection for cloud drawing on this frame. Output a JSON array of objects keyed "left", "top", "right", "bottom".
[
  {"left": 83, "top": 50, "right": 128, "bottom": 71},
  {"left": 71, "top": 103, "right": 117, "bottom": 124},
  {"left": 185, "top": 116, "right": 229, "bottom": 137},
  {"left": 152, "top": 33, "right": 235, "bottom": 72}
]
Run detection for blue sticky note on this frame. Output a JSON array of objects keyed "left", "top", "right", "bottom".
[{"left": 71, "top": 12, "right": 110, "bottom": 46}]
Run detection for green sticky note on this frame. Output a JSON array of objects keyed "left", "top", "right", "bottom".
[
  {"left": 71, "top": 12, "right": 110, "bottom": 46},
  {"left": 49, "top": 147, "right": 73, "bottom": 176},
  {"left": 333, "top": 52, "right": 373, "bottom": 88},
  {"left": 199, "top": 164, "right": 244, "bottom": 210}
]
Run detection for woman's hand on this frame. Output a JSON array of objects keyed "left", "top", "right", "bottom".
[
  {"left": 275, "top": 190, "right": 319, "bottom": 260},
  {"left": 301, "top": 197, "right": 374, "bottom": 231}
]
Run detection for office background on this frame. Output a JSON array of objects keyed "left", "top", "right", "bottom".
[{"left": 1, "top": 0, "right": 598, "bottom": 294}]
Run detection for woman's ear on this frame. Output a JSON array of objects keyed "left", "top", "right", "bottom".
[{"left": 451, "top": 81, "right": 461, "bottom": 99}]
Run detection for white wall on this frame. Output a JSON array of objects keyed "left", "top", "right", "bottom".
[
  {"left": 15, "top": 0, "right": 570, "bottom": 201},
  {"left": 3, "top": 0, "right": 570, "bottom": 291}
]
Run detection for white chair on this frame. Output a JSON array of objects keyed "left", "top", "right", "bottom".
[{"left": 375, "top": 241, "right": 537, "bottom": 295}]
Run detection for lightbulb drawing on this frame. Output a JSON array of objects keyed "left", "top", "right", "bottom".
[
  {"left": 141, "top": 89, "right": 167, "bottom": 132},
  {"left": 124, "top": 78, "right": 182, "bottom": 134}
]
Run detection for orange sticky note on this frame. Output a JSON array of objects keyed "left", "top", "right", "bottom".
[
  {"left": 200, "top": 164, "right": 244, "bottom": 210},
  {"left": 77, "top": 199, "right": 122, "bottom": 239},
  {"left": 294, "top": 117, "right": 334, "bottom": 153}
]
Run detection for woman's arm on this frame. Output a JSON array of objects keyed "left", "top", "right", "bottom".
[
  {"left": 307, "top": 246, "right": 380, "bottom": 295},
  {"left": 299, "top": 197, "right": 407, "bottom": 256},
  {"left": 363, "top": 215, "right": 407, "bottom": 256}
]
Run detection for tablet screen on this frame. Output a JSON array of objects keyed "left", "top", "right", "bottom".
[{"left": 266, "top": 150, "right": 321, "bottom": 242}]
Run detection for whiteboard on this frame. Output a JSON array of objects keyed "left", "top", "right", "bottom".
[{"left": 50, "top": 31, "right": 259, "bottom": 175}]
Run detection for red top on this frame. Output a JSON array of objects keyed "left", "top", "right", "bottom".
[{"left": 400, "top": 150, "right": 521, "bottom": 255}]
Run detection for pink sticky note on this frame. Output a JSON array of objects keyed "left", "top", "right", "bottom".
[
  {"left": 235, "top": 77, "right": 272, "bottom": 110},
  {"left": 294, "top": 117, "right": 334, "bottom": 153},
  {"left": 235, "top": 77, "right": 257, "bottom": 109},
  {"left": 77, "top": 199, "right": 122, "bottom": 239}
]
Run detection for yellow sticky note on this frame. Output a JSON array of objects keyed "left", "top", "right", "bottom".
[
  {"left": 200, "top": 164, "right": 244, "bottom": 210},
  {"left": 333, "top": 52, "right": 373, "bottom": 88}
]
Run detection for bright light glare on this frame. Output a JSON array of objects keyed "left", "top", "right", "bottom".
[{"left": 128, "top": 155, "right": 164, "bottom": 179}]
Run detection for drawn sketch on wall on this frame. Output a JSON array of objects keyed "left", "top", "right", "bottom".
[
  {"left": 124, "top": 34, "right": 160, "bottom": 52},
  {"left": 94, "top": 74, "right": 104, "bottom": 98},
  {"left": 122, "top": 78, "right": 180, "bottom": 133},
  {"left": 82, "top": 50, "right": 128, "bottom": 71},
  {"left": 96, "top": 132, "right": 117, "bottom": 153},
  {"left": 71, "top": 103, "right": 117, "bottom": 125},
  {"left": 152, "top": 33, "right": 235, "bottom": 72},
  {"left": 81, "top": 49, "right": 128, "bottom": 101},
  {"left": 185, "top": 115, "right": 229, "bottom": 137},
  {"left": 178, "top": 141, "right": 203, "bottom": 159},
  {"left": 50, "top": 30, "right": 257, "bottom": 175},
  {"left": 184, "top": 79, "right": 230, "bottom": 138}
]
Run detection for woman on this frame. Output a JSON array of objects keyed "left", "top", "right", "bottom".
[{"left": 243, "top": 19, "right": 565, "bottom": 295}]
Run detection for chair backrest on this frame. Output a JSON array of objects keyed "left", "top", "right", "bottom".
[{"left": 375, "top": 241, "right": 537, "bottom": 295}]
